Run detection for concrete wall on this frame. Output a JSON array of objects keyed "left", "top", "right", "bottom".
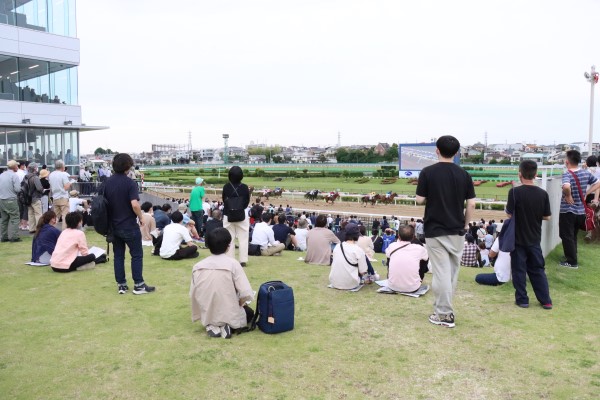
[{"left": 541, "top": 177, "right": 562, "bottom": 257}]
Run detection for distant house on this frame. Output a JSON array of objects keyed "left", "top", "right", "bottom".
[
  {"left": 248, "top": 155, "right": 267, "bottom": 164},
  {"left": 375, "top": 143, "right": 390, "bottom": 156}
]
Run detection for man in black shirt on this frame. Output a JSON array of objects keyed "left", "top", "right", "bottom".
[
  {"left": 272, "top": 213, "right": 297, "bottom": 250},
  {"left": 416, "top": 136, "right": 476, "bottom": 328},
  {"left": 506, "top": 160, "right": 552, "bottom": 309},
  {"left": 104, "top": 153, "right": 155, "bottom": 295}
]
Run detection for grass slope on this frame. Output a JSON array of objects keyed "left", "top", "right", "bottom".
[{"left": 1, "top": 232, "right": 599, "bottom": 399}]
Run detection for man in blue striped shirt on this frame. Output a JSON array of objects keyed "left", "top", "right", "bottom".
[{"left": 559, "top": 150, "right": 600, "bottom": 269}]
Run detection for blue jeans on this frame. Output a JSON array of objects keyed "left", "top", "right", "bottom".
[
  {"left": 475, "top": 273, "right": 504, "bottom": 286},
  {"left": 510, "top": 244, "right": 551, "bottom": 305},
  {"left": 191, "top": 210, "right": 204, "bottom": 235},
  {"left": 112, "top": 228, "right": 144, "bottom": 285}
]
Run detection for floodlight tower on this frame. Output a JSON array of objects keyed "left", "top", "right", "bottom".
[
  {"left": 584, "top": 65, "right": 599, "bottom": 156},
  {"left": 223, "top": 134, "right": 229, "bottom": 164}
]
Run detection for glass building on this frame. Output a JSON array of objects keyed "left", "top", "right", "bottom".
[{"left": 0, "top": 0, "right": 106, "bottom": 173}]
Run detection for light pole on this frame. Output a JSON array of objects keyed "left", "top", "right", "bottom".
[{"left": 584, "top": 66, "right": 599, "bottom": 156}]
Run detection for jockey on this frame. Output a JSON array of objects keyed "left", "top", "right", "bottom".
[
  {"left": 369, "top": 191, "right": 376, "bottom": 200},
  {"left": 386, "top": 191, "right": 392, "bottom": 198}
]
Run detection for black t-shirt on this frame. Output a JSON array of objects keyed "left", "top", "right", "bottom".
[
  {"left": 103, "top": 174, "right": 140, "bottom": 231},
  {"left": 272, "top": 223, "right": 294, "bottom": 243},
  {"left": 506, "top": 185, "right": 551, "bottom": 246},
  {"left": 416, "top": 162, "right": 476, "bottom": 238}
]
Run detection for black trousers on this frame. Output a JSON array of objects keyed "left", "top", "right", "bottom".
[
  {"left": 559, "top": 212, "right": 585, "bottom": 264},
  {"left": 52, "top": 254, "right": 96, "bottom": 273},
  {"left": 165, "top": 245, "right": 198, "bottom": 260}
]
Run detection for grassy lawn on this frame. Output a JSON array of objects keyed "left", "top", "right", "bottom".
[{"left": 1, "top": 232, "right": 599, "bottom": 399}]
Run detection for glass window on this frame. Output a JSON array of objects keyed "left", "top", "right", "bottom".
[
  {"left": 44, "top": 128, "right": 61, "bottom": 167},
  {"left": 18, "top": 58, "right": 50, "bottom": 103},
  {"left": 0, "top": 0, "right": 15, "bottom": 26},
  {"left": 63, "top": 129, "right": 77, "bottom": 165},
  {"left": 0, "top": 128, "right": 7, "bottom": 166},
  {"left": 0, "top": 55, "right": 20, "bottom": 101},
  {"left": 49, "top": 62, "right": 77, "bottom": 105},
  {"left": 6, "top": 128, "right": 26, "bottom": 160},
  {"left": 48, "top": 0, "right": 75, "bottom": 37},
  {"left": 15, "top": 0, "right": 47, "bottom": 32}
]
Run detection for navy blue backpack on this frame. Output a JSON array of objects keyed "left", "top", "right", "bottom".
[{"left": 251, "top": 281, "right": 294, "bottom": 334}]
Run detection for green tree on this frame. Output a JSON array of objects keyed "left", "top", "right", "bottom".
[
  {"left": 94, "top": 147, "right": 106, "bottom": 155},
  {"left": 499, "top": 158, "right": 511, "bottom": 165},
  {"left": 489, "top": 158, "right": 498, "bottom": 165},
  {"left": 318, "top": 154, "right": 327, "bottom": 163},
  {"left": 383, "top": 144, "right": 399, "bottom": 162}
]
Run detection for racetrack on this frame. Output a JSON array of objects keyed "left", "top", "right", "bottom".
[{"left": 147, "top": 188, "right": 506, "bottom": 221}]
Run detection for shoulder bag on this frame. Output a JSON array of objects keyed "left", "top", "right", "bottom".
[{"left": 568, "top": 170, "right": 596, "bottom": 232}]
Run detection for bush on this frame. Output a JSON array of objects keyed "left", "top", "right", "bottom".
[{"left": 204, "top": 178, "right": 229, "bottom": 185}]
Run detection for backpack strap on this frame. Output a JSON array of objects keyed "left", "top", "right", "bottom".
[
  {"left": 567, "top": 170, "right": 586, "bottom": 206},
  {"left": 340, "top": 243, "right": 359, "bottom": 267}
]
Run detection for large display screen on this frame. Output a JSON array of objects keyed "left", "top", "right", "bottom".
[{"left": 398, "top": 143, "right": 460, "bottom": 178}]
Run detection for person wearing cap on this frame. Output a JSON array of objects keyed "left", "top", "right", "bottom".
[
  {"left": 68, "top": 190, "right": 87, "bottom": 213},
  {"left": 189, "top": 177, "right": 206, "bottom": 236},
  {"left": 0, "top": 160, "right": 23, "bottom": 242},
  {"left": 49, "top": 160, "right": 73, "bottom": 230},
  {"left": 24, "top": 163, "right": 45, "bottom": 233},
  {"left": 39, "top": 168, "right": 51, "bottom": 213},
  {"left": 329, "top": 223, "right": 368, "bottom": 290}
]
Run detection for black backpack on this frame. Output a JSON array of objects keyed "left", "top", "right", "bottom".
[
  {"left": 372, "top": 235, "right": 383, "bottom": 253},
  {"left": 224, "top": 184, "right": 246, "bottom": 222},
  {"left": 18, "top": 176, "right": 33, "bottom": 206},
  {"left": 91, "top": 183, "right": 111, "bottom": 238}
]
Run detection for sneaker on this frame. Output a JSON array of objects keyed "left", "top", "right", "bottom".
[
  {"left": 77, "top": 262, "right": 95, "bottom": 271},
  {"left": 429, "top": 313, "right": 455, "bottom": 328},
  {"left": 559, "top": 261, "right": 578, "bottom": 269},
  {"left": 240, "top": 262, "right": 247, "bottom": 268},
  {"left": 133, "top": 283, "right": 156, "bottom": 295},
  {"left": 584, "top": 233, "right": 593, "bottom": 243},
  {"left": 206, "top": 326, "right": 221, "bottom": 338},
  {"left": 516, "top": 302, "right": 529, "bottom": 308},
  {"left": 221, "top": 324, "right": 232, "bottom": 339},
  {"left": 118, "top": 284, "right": 129, "bottom": 294},
  {"left": 542, "top": 303, "right": 553, "bottom": 310}
]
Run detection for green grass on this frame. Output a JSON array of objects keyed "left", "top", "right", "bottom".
[{"left": 1, "top": 232, "right": 599, "bottom": 399}]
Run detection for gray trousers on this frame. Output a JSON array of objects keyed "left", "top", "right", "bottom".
[
  {"left": 0, "top": 198, "right": 20, "bottom": 240},
  {"left": 426, "top": 235, "right": 464, "bottom": 316}
]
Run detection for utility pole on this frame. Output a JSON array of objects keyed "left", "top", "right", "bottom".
[
  {"left": 222, "top": 134, "right": 229, "bottom": 164},
  {"left": 584, "top": 65, "right": 598, "bottom": 156}
]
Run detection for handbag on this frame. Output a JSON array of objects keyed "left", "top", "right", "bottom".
[
  {"left": 498, "top": 190, "right": 516, "bottom": 252},
  {"left": 567, "top": 170, "right": 596, "bottom": 232},
  {"left": 248, "top": 243, "right": 262, "bottom": 256}
]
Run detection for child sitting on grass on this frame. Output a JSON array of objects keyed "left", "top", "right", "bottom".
[
  {"left": 478, "top": 242, "right": 490, "bottom": 267},
  {"left": 190, "top": 228, "right": 254, "bottom": 339}
]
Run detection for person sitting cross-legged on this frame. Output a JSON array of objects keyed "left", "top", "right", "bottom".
[
  {"left": 475, "top": 237, "right": 511, "bottom": 286},
  {"left": 460, "top": 234, "right": 479, "bottom": 267},
  {"left": 329, "top": 223, "right": 368, "bottom": 290},
  {"left": 385, "top": 225, "right": 429, "bottom": 293},
  {"left": 272, "top": 213, "right": 298, "bottom": 250},
  {"left": 31, "top": 210, "right": 61, "bottom": 264},
  {"left": 250, "top": 213, "right": 285, "bottom": 256},
  {"left": 159, "top": 211, "right": 199, "bottom": 260},
  {"left": 50, "top": 212, "right": 98, "bottom": 272},
  {"left": 190, "top": 228, "right": 254, "bottom": 339}
]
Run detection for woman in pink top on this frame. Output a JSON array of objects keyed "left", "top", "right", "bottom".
[{"left": 50, "top": 212, "right": 96, "bottom": 272}]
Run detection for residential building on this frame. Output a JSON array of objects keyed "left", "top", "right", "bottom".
[{"left": 0, "top": 0, "right": 106, "bottom": 172}]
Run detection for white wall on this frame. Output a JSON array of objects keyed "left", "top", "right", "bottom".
[
  {"left": 0, "top": 24, "right": 79, "bottom": 64},
  {"left": 541, "top": 177, "right": 562, "bottom": 257},
  {"left": 0, "top": 100, "right": 81, "bottom": 125}
]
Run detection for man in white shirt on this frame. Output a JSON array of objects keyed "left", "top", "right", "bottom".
[
  {"left": 159, "top": 211, "right": 199, "bottom": 260},
  {"left": 49, "top": 159, "right": 72, "bottom": 229},
  {"left": 250, "top": 213, "right": 285, "bottom": 256},
  {"left": 475, "top": 237, "right": 511, "bottom": 286}
]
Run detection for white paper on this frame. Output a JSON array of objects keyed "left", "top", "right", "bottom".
[{"left": 88, "top": 246, "right": 106, "bottom": 258}]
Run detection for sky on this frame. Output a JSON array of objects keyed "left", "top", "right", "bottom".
[{"left": 77, "top": 0, "right": 600, "bottom": 154}]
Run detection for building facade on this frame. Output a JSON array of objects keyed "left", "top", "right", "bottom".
[{"left": 0, "top": 0, "right": 105, "bottom": 173}]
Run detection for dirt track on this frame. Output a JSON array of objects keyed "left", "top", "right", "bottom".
[{"left": 147, "top": 189, "right": 506, "bottom": 221}]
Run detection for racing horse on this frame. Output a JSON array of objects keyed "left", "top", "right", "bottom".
[
  {"left": 324, "top": 192, "right": 340, "bottom": 205},
  {"left": 379, "top": 192, "right": 398, "bottom": 205},
  {"left": 360, "top": 194, "right": 380, "bottom": 207},
  {"left": 264, "top": 188, "right": 284, "bottom": 200},
  {"left": 304, "top": 189, "right": 320, "bottom": 201}
]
